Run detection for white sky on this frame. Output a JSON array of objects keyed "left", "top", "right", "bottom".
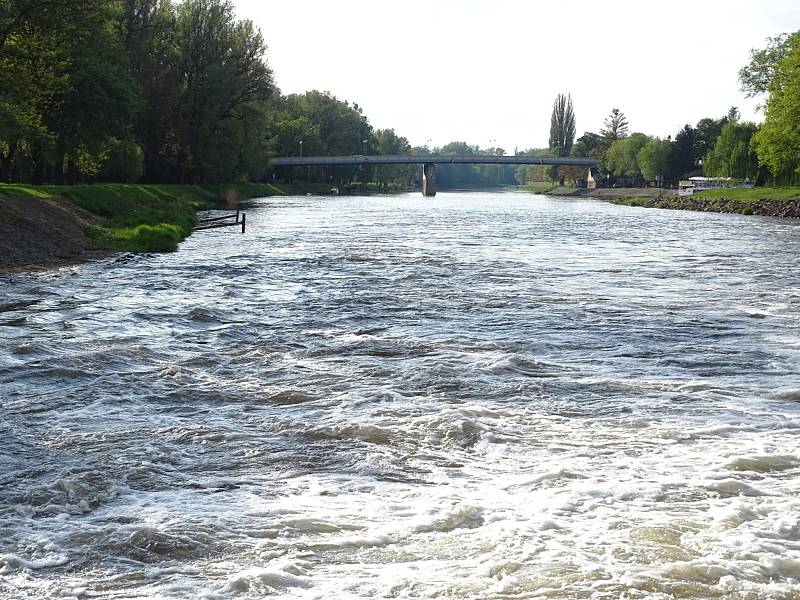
[{"left": 234, "top": 0, "right": 799, "bottom": 152}]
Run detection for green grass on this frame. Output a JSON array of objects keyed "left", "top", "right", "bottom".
[
  {"left": 0, "top": 182, "right": 328, "bottom": 253},
  {"left": 86, "top": 222, "right": 185, "bottom": 252},
  {"left": 692, "top": 186, "right": 800, "bottom": 201},
  {"left": 516, "top": 182, "right": 557, "bottom": 194},
  {"left": 0, "top": 184, "right": 54, "bottom": 199}
]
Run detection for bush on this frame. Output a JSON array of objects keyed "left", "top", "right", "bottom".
[{"left": 88, "top": 223, "right": 184, "bottom": 252}]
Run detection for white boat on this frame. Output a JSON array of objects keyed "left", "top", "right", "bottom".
[{"left": 677, "top": 176, "right": 752, "bottom": 196}]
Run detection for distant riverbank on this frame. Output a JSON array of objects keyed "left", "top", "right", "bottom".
[
  {"left": 0, "top": 182, "right": 330, "bottom": 272},
  {"left": 547, "top": 186, "right": 800, "bottom": 218}
]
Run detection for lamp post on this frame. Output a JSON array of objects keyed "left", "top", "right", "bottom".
[
  {"left": 299, "top": 140, "right": 303, "bottom": 157},
  {"left": 363, "top": 139, "right": 368, "bottom": 156}
]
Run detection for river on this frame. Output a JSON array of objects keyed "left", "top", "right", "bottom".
[{"left": 1, "top": 192, "right": 800, "bottom": 599}]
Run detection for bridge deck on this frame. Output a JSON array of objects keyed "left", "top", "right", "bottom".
[{"left": 270, "top": 155, "right": 597, "bottom": 167}]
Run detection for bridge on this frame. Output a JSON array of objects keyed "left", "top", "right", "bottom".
[{"left": 270, "top": 155, "right": 598, "bottom": 196}]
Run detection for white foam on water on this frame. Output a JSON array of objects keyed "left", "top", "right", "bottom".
[{"left": 4, "top": 193, "right": 800, "bottom": 599}]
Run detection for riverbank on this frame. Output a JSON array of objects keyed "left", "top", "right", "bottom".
[
  {"left": 0, "top": 182, "right": 329, "bottom": 272},
  {"left": 547, "top": 185, "right": 800, "bottom": 218},
  {"left": 607, "top": 187, "right": 800, "bottom": 217},
  {"left": 546, "top": 186, "right": 668, "bottom": 199}
]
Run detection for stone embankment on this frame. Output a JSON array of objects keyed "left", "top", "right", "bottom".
[
  {"left": 546, "top": 186, "right": 800, "bottom": 218},
  {"left": 610, "top": 196, "right": 800, "bottom": 218}
]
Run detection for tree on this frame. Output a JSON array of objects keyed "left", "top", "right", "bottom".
[
  {"left": 705, "top": 122, "right": 759, "bottom": 180},
  {"left": 0, "top": 0, "right": 103, "bottom": 53},
  {"left": 171, "top": 0, "right": 275, "bottom": 183},
  {"left": 600, "top": 108, "right": 629, "bottom": 144},
  {"left": 274, "top": 91, "right": 373, "bottom": 185},
  {"left": 739, "top": 32, "right": 800, "bottom": 98},
  {"left": 549, "top": 93, "right": 576, "bottom": 157},
  {"left": 664, "top": 124, "right": 698, "bottom": 184},
  {"left": 547, "top": 93, "right": 575, "bottom": 183},
  {"left": 436, "top": 141, "right": 480, "bottom": 188},
  {"left": 0, "top": 0, "right": 127, "bottom": 182},
  {"left": 695, "top": 116, "right": 728, "bottom": 158},
  {"left": 571, "top": 132, "right": 603, "bottom": 157},
  {"left": 119, "top": 0, "right": 181, "bottom": 181},
  {"left": 636, "top": 138, "right": 670, "bottom": 182},
  {"left": 373, "top": 128, "right": 411, "bottom": 189},
  {"left": 753, "top": 34, "right": 800, "bottom": 180},
  {"left": 604, "top": 133, "right": 650, "bottom": 177},
  {"left": 0, "top": 0, "right": 279, "bottom": 184}
]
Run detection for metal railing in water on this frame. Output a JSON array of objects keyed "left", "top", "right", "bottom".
[{"left": 193, "top": 209, "right": 246, "bottom": 233}]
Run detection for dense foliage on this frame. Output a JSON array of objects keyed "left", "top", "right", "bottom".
[
  {"left": 1, "top": 4, "right": 796, "bottom": 191},
  {"left": 1, "top": 0, "right": 278, "bottom": 184},
  {"left": 752, "top": 33, "right": 800, "bottom": 184}
]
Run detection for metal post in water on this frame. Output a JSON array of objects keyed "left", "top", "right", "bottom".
[{"left": 241, "top": 213, "right": 246, "bottom": 234}]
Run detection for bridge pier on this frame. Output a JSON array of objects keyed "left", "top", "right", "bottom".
[{"left": 422, "top": 163, "right": 436, "bottom": 197}]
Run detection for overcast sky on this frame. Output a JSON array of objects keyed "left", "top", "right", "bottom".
[{"left": 234, "top": 0, "right": 798, "bottom": 152}]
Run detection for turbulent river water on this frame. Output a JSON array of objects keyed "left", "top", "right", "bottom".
[{"left": 2, "top": 192, "right": 800, "bottom": 599}]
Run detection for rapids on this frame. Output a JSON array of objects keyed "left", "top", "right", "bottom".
[{"left": 1, "top": 192, "right": 799, "bottom": 598}]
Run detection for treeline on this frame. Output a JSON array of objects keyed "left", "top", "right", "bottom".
[
  {"left": 2, "top": 2, "right": 797, "bottom": 190},
  {"left": 1, "top": 0, "right": 278, "bottom": 184},
  {"left": 531, "top": 31, "right": 800, "bottom": 188}
]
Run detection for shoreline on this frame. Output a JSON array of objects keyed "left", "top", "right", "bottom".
[
  {"left": 546, "top": 186, "right": 800, "bottom": 218},
  {"left": 5, "top": 184, "right": 800, "bottom": 275},
  {"left": 607, "top": 195, "right": 800, "bottom": 218},
  {"left": 0, "top": 182, "right": 330, "bottom": 274}
]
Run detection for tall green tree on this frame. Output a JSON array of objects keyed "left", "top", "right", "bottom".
[
  {"left": 695, "top": 116, "right": 727, "bottom": 158},
  {"left": 272, "top": 91, "right": 373, "bottom": 185},
  {"left": 753, "top": 33, "right": 800, "bottom": 181},
  {"left": 548, "top": 93, "right": 575, "bottom": 182},
  {"left": 604, "top": 133, "right": 650, "bottom": 177},
  {"left": 372, "top": 128, "right": 411, "bottom": 189},
  {"left": 0, "top": 0, "right": 138, "bottom": 182},
  {"left": 171, "top": 0, "right": 275, "bottom": 183},
  {"left": 739, "top": 32, "right": 800, "bottom": 98},
  {"left": 600, "top": 108, "right": 629, "bottom": 145},
  {"left": 118, "top": 0, "right": 179, "bottom": 181},
  {"left": 705, "top": 122, "right": 760, "bottom": 180},
  {"left": 0, "top": 0, "right": 102, "bottom": 52},
  {"left": 664, "top": 124, "right": 699, "bottom": 183},
  {"left": 549, "top": 93, "right": 576, "bottom": 157},
  {"left": 636, "top": 138, "right": 670, "bottom": 182}
]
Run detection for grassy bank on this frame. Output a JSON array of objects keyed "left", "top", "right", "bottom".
[
  {"left": 0, "top": 182, "right": 329, "bottom": 252},
  {"left": 514, "top": 182, "right": 558, "bottom": 194},
  {"left": 691, "top": 186, "right": 800, "bottom": 202}
]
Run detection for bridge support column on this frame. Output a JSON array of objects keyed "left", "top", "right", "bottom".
[{"left": 422, "top": 163, "right": 437, "bottom": 197}]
